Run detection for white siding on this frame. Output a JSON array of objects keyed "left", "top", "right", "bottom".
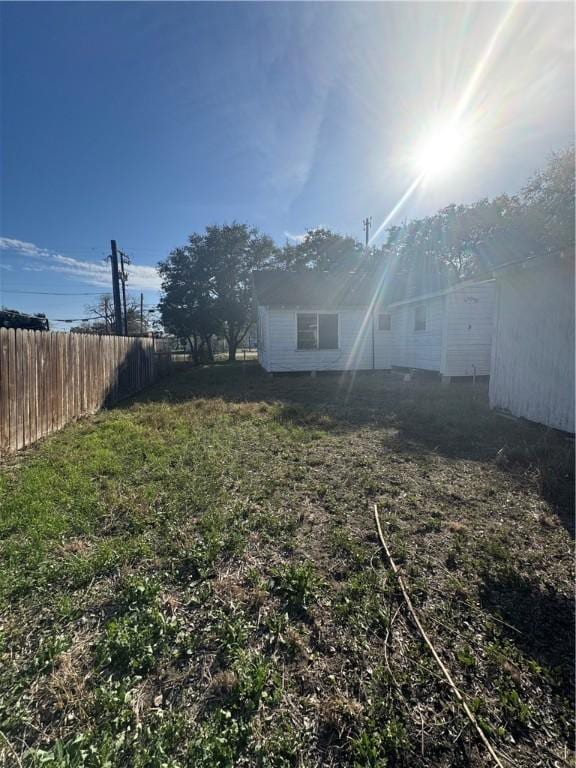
[
  {"left": 390, "top": 296, "right": 445, "bottom": 371},
  {"left": 266, "top": 308, "right": 374, "bottom": 372},
  {"left": 373, "top": 313, "right": 392, "bottom": 369},
  {"left": 257, "top": 305, "right": 270, "bottom": 372},
  {"left": 489, "top": 256, "right": 575, "bottom": 433},
  {"left": 441, "top": 281, "right": 494, "bottom": 376}
]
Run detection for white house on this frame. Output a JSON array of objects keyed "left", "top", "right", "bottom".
[
  {"left": 388, "top": 279, "right": 495, "bottom": 380},
  {"left": 489, "top": 251, "right": 575, "bottom": 433},
  {"left": 253, "top": 271, "right": 392, "bottom": 373},
  {"left": 253, "top": 271, "right": 494, "bottom": 378}
]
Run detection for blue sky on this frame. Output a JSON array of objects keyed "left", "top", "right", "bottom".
[{"left": 0, "top": 1, "right": 573, "bottom": 327}]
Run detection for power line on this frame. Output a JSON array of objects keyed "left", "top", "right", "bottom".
[
  {"left": 1, "top": 289, "right": 108, "bottom": 296},
  {"left": 51, "top": 318, "right": 92, "bottom": 323}
]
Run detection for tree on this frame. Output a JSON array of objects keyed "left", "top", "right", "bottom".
[
  {"left": 377, "top": 147, "right": 575, "bottom": 299},
  {"left": 519, "top": 146, "right": 575, "bottom": 253},
  {"left": 158, "top": 223, "right": 276, "bottom": 362},
  {"left": 277, "top": 228, "right": 363, "bottom": 272},
  {"left": 70, "top": 294, "right": 149, "bottom": 335},
  {"left": 206, "top": 224, "right": 277, "bottom": 360},
  {"left": 158, "top": 240, "right": 219, "bottom": 364}
]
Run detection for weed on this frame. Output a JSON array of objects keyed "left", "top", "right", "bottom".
[
  {"left": 188, "top": 708, "right": 250, "bottom": 767},
  {"left": 456, "top": 645, "right": 476, "bottom": 670},
  {"left": 483, "top": 536, "right": 510, "bottom": 562},
  {"left": 335, "top": 571, "right": 388, "bottom": 637},
  {"left": 499, "top": 687, "right": 532, "bottom": 732},
  {"left": 330, "top": 528, "right": 369, "bottom": 569},
  {"left": 269, "top": 562, "right": 319, "bottom": 614},
  {"left": 217, "top": 612, "right": 251, "bottom": 663},
  {"left": 96, "top": 579, "right": 178, "bottom": 675},
  {"left": 32, "top": 635, "right": 71, "bottom": 674},
  {"left": 350, "top": 727, "right": 392, "bottom": 768},
  {"left": 179, "top": 537, "right": 221, "bottom": 580}
]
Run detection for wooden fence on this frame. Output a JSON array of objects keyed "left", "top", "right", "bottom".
[{"left": 0, "top": 329, "right": 172, "bottom": 454}]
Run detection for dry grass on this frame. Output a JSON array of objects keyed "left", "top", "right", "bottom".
[{"left": 0, "top": 361, "right": 573, "bottom": 767}]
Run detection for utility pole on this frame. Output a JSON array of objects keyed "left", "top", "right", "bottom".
[
  {"left": 362, "top": 217, "right": 375, "bottom": 371},
  {"left": 110, "top": 240, "right": 124, "bottom": 335},
  {"left": 140, "top": 293, "right": 144, "bottom": 336},
  {"left": 362, "top": 216, "right": 372, "bottom": 248},
  {"left": 119, "top": 250, "right": 129, "bottom": 336}
]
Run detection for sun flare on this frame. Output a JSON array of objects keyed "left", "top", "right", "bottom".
[{"left": 413, "top": 121, "right": 469, "bottom": 179}]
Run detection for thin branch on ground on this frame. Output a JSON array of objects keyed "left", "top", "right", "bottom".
[{"left": 374, "top": 503, "right": 507, "bottom": 768}]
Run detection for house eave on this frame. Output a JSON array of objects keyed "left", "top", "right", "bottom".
[{"left": 386, "top": 278, "right": 495, "bottom": 310}]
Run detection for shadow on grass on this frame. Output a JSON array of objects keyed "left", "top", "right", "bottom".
[
  {"left": 480, "top": 567, "right": 575, "bottom": 699},
  {"left": 120, "top": 360, "right": 575, "bottom": 535}
]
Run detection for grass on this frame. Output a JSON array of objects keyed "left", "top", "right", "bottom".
[{"left": 0, "top": 361, "right": 573, "bottom": 767}]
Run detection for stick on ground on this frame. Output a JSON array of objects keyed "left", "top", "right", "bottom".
[{"left": 373, "top": 503, "right": 506, "bottom": 768}]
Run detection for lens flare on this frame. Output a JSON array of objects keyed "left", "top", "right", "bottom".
[{"left": 413, "top": 120, "right": 469, "bottom": 179}]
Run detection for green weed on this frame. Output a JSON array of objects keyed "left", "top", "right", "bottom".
[{"left": 269, "top": 562, "right": 319, "bottom": 614}]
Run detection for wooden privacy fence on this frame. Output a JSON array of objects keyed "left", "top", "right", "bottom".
[{"left": 0, "top": 329, "right": 172, "bottom": 454}]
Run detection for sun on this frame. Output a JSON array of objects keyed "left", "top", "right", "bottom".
[{"left": 413, "top": 120, "right": 469, "bottom": 180}]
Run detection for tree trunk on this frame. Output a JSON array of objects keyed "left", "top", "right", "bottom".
[
  {"left": 227, "top": 341, "right": 237, "bottom": 362},
  {"left": 187, "top": 336, "right": 200, "bottom": 366},
  {"left": 203, "top": 335, "right": 214, "bottom": 362}
]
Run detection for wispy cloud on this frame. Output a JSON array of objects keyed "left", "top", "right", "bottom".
[
  {"left": 284, "top": 231, "right": 306, "bottom": 244},
  {"left": 0, "top": 263, "right": 13, "bottom": 271},
  {"left": 0, "top": 238, "right": 161, "bottom": 290}
]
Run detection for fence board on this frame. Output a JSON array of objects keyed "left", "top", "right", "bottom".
[
  {"left": 0, "top": 331, "right": 172, "bottom": 454},
  {"left": 23, "top": 331, "right": 31, "bottom": 448},
  {"left": 0, "top": 329, "right": 9, "bottom": 450},
  {"left": 9, "top": 330, "right": 17, "bottom": 452}
]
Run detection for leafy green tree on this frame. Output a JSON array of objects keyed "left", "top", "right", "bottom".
[
  {"left": 278, "top": 228, "right": 363, "bottom": 272},
  {"left": 158, "top": 240, "right": 218, "bottom": 364},
  {"left": 159, "top": 223, "right": 276, "bottom": 362},
  {"left": 379, "top": 147, "right": 574, "bottom": 297},
  {"left": 519, "top": 146, "right": 575, "bottom": 253}
]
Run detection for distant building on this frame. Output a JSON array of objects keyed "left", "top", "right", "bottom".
[{"left": 489, "top": 250, "right": 575, "bottom": 433}]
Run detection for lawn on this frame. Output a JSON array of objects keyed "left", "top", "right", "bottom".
[{"left": 0, "top": 362, "right": 573, "bottom": 768}]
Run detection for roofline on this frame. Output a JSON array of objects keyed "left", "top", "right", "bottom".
[
  {"left": 386, "top": 278, "right": 494, "bottom": 309},
  {"left": 491, "top": 248, "right": 575, "bottom": 275},
  {"left": 259, "top": 303, "right": 371, "bottom": 310}
]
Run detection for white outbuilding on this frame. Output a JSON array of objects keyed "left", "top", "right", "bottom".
[
  {"left": 387, "top": 279, "right": 495, "bottom": 380},
  {"left": 489, "top": 251, "right": 575, "bottom": 433},
  {"left": 253, "top": 270, "right": 495, "bottom": 379},
  {"left": 253, "top": 271, "right": 392, "bottom": 373}
]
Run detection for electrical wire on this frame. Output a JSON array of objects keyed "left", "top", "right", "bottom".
[{"left": 1, "top": 290, "right": 107, "bottom": 296}]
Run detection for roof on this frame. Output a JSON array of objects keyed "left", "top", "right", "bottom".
[
  {"left": 386, "top": 278, "right": 495, "bottom": 309},
  {"left": 491, "top": 248, "right": 574, "bottom": 275},
  {"left": 252, "top": 270, "right": 376, "bottom": 308}
]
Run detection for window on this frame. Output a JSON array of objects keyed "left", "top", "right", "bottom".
[
  {"left": 297, "top": 313, "right": 338, "bottom": 350},
  {"left": 414, "top": 305, "right": 426, "bottom": 332},
  {"left": 378, "top": 313, "right": 391, "bottom": 331},
  {"left": 296, "top": 313, "right": 317, "bottom": 349},
  {"left": 318, "top": 313, "right": 338, "bottom": 349}
]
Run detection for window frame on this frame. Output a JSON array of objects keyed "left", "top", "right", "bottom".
[
  {"left": 377, "top": 313, "right": 392, "bottom": 331},
  {"left": 296, "top": 311, "right": 339, "bottom": 351},
  {"left": 414, "top": 305, "right": 427, "bottom": 332}
]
